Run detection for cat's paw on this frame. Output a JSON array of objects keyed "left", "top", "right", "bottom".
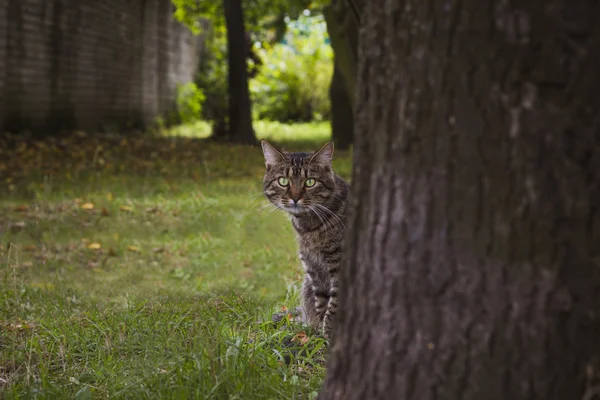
[{"left": 320, "top": 323, "right": 332, "bottom": 341}]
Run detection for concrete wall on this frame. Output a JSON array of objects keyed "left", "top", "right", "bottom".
[{"left": 0, "top": 0, "right": 203, "bottom": 135}]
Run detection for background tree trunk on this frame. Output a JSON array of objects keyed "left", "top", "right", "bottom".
[
  {"left": 329, "top": 64, "right": 354, "bottom": 149},
  {"left": 221, "top": 0, "right": 255, "bottom": 144},
  {"left": 319, "top": 0, "right": 600, "bottom": 399},
  {"left": 323, "top": 0, "right": 358, "bottom": 149},
  {"left": 323, "top": 0, "right": 358, "bottom": 106}
]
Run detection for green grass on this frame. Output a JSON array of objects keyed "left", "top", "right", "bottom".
[{"left": 0, "top": 121, "right": 352, "bottom": 399}]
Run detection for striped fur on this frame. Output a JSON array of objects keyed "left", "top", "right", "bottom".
[{"left": 261, "top": 140, "right": 349, "bottom": 338}]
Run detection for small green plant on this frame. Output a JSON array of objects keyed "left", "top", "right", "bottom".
[{"left": 176, "top": 82, "right": 206, "bottom": 124}]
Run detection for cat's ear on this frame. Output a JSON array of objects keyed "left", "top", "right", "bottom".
[
  {"left": 261, "top": 140, "right": 285, "bottom": 166},
  {"left": 310, "top": 141, "right": 334, "bottom": 166}
]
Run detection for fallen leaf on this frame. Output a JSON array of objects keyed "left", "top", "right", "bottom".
[
  {"left": 101, "top": 207, "right": 110, "bottom": 216},
  {"left": 127, "top": 245, "right": 141, "bottom": 253},
  {"left": 120, "top": 205, "right": 134, "bottom": 212},
  {"left": 280, "top": 305, "right": 288, "bottom": 312},
  {"left": 108, "top": 247, "right": 117, "bottom": 257},
  {"left": 14, "top": 204, "right": 29, "bottom": 212},
  {"left": 152, "top": 247, "right": 165, "bottom": 253},
  {"left": 88, "top": 242, "right": 102, "bottom": 250},
  {"left": 24, "top": 245, "right": 36, "bottom": 252},
  {"left": 81, "top": 202, "right": 95, "bottom": 210},
  {"left": 291, "top": 331, "right": 309, "bottom": 345}
]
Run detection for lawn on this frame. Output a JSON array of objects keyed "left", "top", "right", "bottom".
[{"left": 0, "top": 121, "right": 352, "bottom": 399}]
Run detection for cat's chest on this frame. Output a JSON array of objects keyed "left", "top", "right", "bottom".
[
  {"left": 297, "top": 236, "right": 328, "bottom": 266},
  {"left": 298, "top": 249, "right": 321, "bottom": 269}
]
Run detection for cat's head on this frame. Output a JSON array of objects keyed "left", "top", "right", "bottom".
[{"left": 261, "top": 140, "right": 335, "bottom": 216}]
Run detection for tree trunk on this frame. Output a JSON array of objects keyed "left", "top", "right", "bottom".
[
  {"left": 323, "top": 0, "right": 359, "bottom": 106},
  {"left": 221, "top": 0, "right": 255, "bottom": 144},
  {"left": 319, "top": 1, "right": 600, "bottom": 399},
  {"left": 329, "top": 64, "right": 354, "bottom": 149}
]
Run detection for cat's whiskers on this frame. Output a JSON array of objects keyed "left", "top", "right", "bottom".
[
  {"left": 307, "top": 205, "right": 331, "bottom": 235},
  {"left": 311, "top": 204, "right": 345, "bottom": 237},
  {"left": 257, "top": 201, "right": 283, "bottom": 214},
  {"left": 313, "top": 204, "right": 346, "bottom": 230},
  {"left": 248, "top": 192, "right": 269, "bottom": 211},
  {"left": 307, "top": 204, "right": 343, "bottom": 238}
]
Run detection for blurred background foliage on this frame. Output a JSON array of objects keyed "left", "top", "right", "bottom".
[
  {"left": 250, "top": 13, "right": 333, "bottom": 122},
  {"left": 171, "top": 0, "right": 334, "bottom": 125}
]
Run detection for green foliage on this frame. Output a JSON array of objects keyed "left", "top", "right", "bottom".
[
  {"left": 171, "top": 0, "right": 223, "bottom": 34},
  {"left": 171, "top": 1, "right": 334, "bottom": 125},
  {"left": 250, "top": 14, "right": 333, "bottom": 122},
  {"left": 0, "top": 122, "right": 350, "bottom": 398},
  {"left": 171, "top": 0, "right": 317, "bottom": 36},
  {"left": 196, "top": 30, "right": 230, "bottom": 123},
  {"left": 176, "top": 82, "right": 206, "bottom": 124}
]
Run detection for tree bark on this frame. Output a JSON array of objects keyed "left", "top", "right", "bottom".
[
  {"left": 329, "top": 64, "right": 354, "bottom": 149},
  {"left": 319, "top": 1, "right": 600, "bottom": 399},
  {"left": 221, "top": 0, "right": 255, "bottom": 144}
]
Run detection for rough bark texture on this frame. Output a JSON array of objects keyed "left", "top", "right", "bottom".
[
  {"left": 319, "top": 1, "right": 600, "bottom": 399},
  {"left": 222, "top": 0, "right": 255, "bottom": 144},
  {"left": 0, "top": 0, "right": 203, "bottom": 135},
  {"left": 329, "top": 64, "right": 354, "bottom": 150}
]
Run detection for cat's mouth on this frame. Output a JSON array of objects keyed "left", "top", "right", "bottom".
[{"left": 284, "top": 204, "right": 307, "bottom": 216}]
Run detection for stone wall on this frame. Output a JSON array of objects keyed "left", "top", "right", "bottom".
[{"left": 0, "top": 0, "right": 203, "bottom": 135}]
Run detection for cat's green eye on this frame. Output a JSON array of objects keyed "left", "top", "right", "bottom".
[
  {"left": 304, "top": 178, "right": 316, "bottom": 187},
  {"left": 278, "top": 177, "right": 289, "bottom": 186}
]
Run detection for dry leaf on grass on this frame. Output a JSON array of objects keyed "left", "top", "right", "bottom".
[
  {"left": 14, "top": 204, "right": 29, "bottom": 212},
  {"left": 291, "top": 331, "right": 309, "bottom": 346}
]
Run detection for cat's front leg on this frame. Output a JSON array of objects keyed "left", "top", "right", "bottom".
[{"left": 321, "top": 280, "right": 338, "bottom": 338}]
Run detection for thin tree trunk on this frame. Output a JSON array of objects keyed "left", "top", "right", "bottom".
[
  {"left": 329, "top": 64, "right": 354, "bottom": 149},
  {"left": 319, "top": 1, "right": 600, "bottom": 399},
  {"left": 221, "top": 0, "right": 255, "bottom": 144}
]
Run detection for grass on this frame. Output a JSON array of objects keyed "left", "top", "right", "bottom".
[{"left": 0, "top": 121, "right": 352, "bottom": 399}]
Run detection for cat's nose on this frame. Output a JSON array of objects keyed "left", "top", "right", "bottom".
[{"left": 291, "top": 198, "right": 301, "bottom": 205}]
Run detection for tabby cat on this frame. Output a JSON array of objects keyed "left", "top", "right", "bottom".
[{"left": 261, "top": 140, "right": 349, "bottom": 338}]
